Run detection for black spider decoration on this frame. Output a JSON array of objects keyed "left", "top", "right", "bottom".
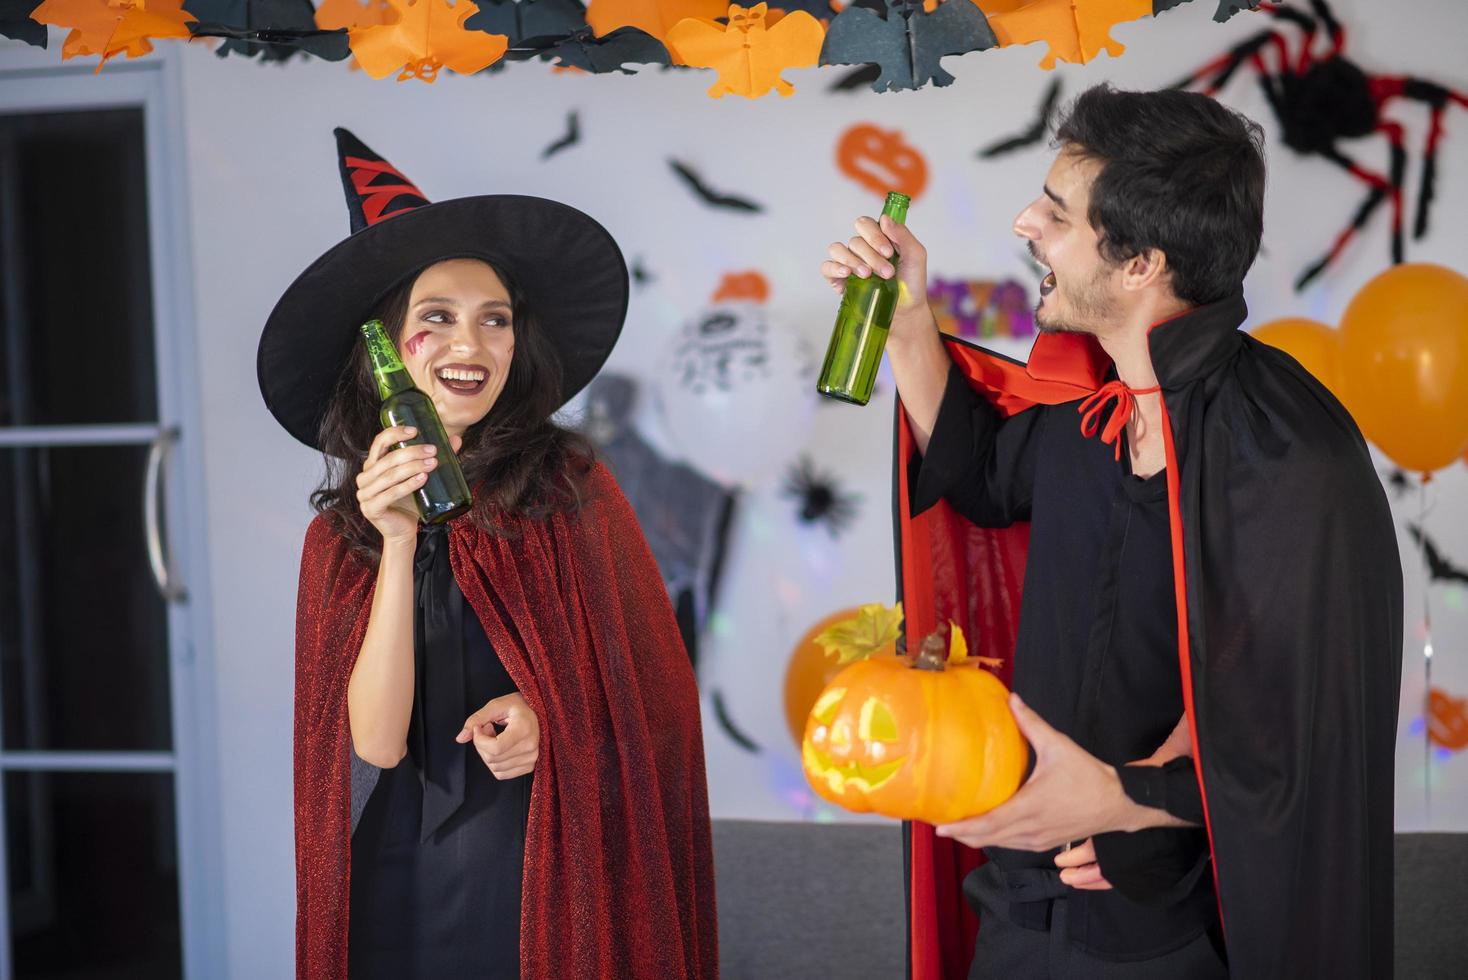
[
  {"left": 1172, "top": 0, "right": 1467, "bottom": 290},
  {"left": 782, "top": 457, "right": 861, "bottom": 537}
]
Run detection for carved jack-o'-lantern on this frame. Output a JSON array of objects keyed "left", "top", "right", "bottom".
[
  {"left": 1428, "top": 688, "right": 1468, "bottom": 752},
  {"left": 836, "top": 124, "right": 929, "bottom": 202},
  {"left": 802, "top": 629, "right": 1026, "bottom": 824}
]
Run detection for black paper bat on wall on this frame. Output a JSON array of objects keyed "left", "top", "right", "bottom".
[
  {"left": 1408, "top": 525, "right": 1468, "bottom": 586},
  {"left": 979, "top": 77, "right": 1062, "bottom": 158},
  {"left": 542, "top": 111, "right": 580, "bottom": 158},
  {"left": 669, "top": 160, "right": 765, "bottom": 212}
]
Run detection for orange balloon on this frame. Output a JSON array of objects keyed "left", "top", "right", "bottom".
[
  {"left": 1339, "top": 263, "right": 1468, "bottom": 474},
  {"left": 783, "top": 607, "right": 870, "bottom": 748},
  {"left": 1251, "top": 317, "right": 1343, "bottom": 396}
]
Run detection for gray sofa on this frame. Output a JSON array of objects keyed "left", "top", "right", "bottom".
[{"left": 712, "top": 821, "right": 1467, "bottom": 979}]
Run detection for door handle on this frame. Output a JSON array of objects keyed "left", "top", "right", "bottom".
[{"left": 144, "top": 426, "right": 187, "bottom": 604}]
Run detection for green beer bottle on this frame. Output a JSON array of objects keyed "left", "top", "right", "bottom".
[
  {"left": 360, "top": 319, "right": 473, "bottom": 525},
  {"left": 817, "top": 191, "right": 911, "bottom": 406}
]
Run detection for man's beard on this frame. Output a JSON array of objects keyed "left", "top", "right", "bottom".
[{"left": 1035, "top": 264, "right": 1119, "bottom": 335}]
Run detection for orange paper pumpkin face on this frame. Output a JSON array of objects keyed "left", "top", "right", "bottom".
[
  {"left": 801, "top": 653, "right": 1026, "bottom": 824},
  {"left": 836, "top": 124, "right": 929, "bottom": 201},
  {"left": 713, "top": 271, "right": 771, "bottom": 304},
  {"left": 1428, "top": 689, "right": 1468, "bottom": 752}
]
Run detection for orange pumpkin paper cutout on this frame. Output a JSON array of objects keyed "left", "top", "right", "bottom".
[
  {"left": 712, "top": 270, "right": 771, "bottom": 303},
  {"left": 977, "top": 0, "right": 1153, "bottom": 69},
  {"left": 30, "top": 0, "right": 195, "bottom": 69},
  {"left": 586, "top": 0, "right": 729, "bottom": 46},
  {"left": 348, "top": 0, "right": 508, "bottom": 81},
  {"left": 666, "top": 4, "right": 825, "bottom": 98},
  {"left": 1428, "top": 688, "right": 1468, "bottom": 752},
  {"left": 836, "top": 124, "right": 929, "bottom": 201}
]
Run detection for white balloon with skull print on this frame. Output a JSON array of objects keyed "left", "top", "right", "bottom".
[{"left": 656, "top": 300, "right": 816, "bottom": 489}]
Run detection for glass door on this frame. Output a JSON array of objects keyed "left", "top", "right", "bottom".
[{"left": 0, "top": 62, "right": 221, "bottom": 980}]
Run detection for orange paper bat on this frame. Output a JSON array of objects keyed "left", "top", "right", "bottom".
[
  {"left": 348, "top": 0, "right": 508, "bottom": 82},
  {"left": 666, "top": 3, "right": 824, "bottom": 98},
  {"left": 977, "top": 0, "right": 1152, "bottom": 69},
  {"left": 586, "top": 0, "right": 731, "bottom": 44},
  {"left": 30, "top": 0, "right": 195, "bottom": 69}
]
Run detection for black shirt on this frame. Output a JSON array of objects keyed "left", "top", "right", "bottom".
[
  {"left": 912, "top": 362, "right": 1216, "bottom": 960},
  {"left": 348, "top": 525, "right": 530, "bottom": 979}
]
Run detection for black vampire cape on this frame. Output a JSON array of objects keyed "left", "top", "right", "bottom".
[{"left": 895, "top": 293, "right": 1402, "bottom": 979}]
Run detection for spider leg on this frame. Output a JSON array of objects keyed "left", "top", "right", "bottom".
[
  {"left": 1258, "top": 2, "right": 1317, "bottom": 73},
  {"left": 1306, "top": 0, "right": 1345, "bottom": 57},
  {"left": 1295, "top": 138, "right": 1405, "bottom": 290},
  {"left": 1294, "top": 10, "right": 1318, "bottom": 74},
  {"left": 1169, "top": 29, "right": 1279, "bottom": 94},
  {"left": 1374, "top": 77, "right": 1463, "bottom": 240}
]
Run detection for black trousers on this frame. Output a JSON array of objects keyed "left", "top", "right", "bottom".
[{"left": 966, "top": 863, "right": 1229, "bottom": 980}]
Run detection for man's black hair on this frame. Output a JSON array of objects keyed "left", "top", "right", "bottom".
[{"left": 1055, "top": 84, "right": 1267, "bottom": 305}]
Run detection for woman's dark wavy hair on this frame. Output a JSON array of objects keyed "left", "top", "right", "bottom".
[
  {"left": 1054, "top": 84, "right": 1267, "bottom": 305},
  {"left": 311, "top": 257, "right": 596, "bottom": 561}
]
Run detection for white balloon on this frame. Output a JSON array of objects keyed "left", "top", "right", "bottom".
[{"left": 656, "top": 302, "right": 817, "bottom": 489}]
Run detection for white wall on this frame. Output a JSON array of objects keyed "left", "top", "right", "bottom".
[{"left": 151, "top": 1, "right": 1468, "bottom": 974}]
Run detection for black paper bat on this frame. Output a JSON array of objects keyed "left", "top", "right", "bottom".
[
  {"left": 820, "top": 0, "right": 997, "bottom": 94},
  {"left": 542, "top": 111, "right": 580, "bottom": 159},
  {"left": 712, "top": 689, "right": 762, "bottom": 754},
  {"left": 980, "top": 77, "right": 1062, "bottom": 158},
  {"left": 1153, "top": 0, "right": 1260, "bottom": 23},
  {"left": 184, "top": 0, "right": 351, "bottom": 62},
  {"left": 828, "top": 64, "right": 880, "bottom": 91},
  {"left": 522, "top": 25, "right": 671, "bottom": 73},
  {"left": 1, "top": 0, "right": 46, "bottom": 48},
  {"left": 1407, "top": 525, "right": 1468, "bottom": 586},
  {"left": 765, "top": 0, "right": 837, "bottom": 19},
  {"left": 1386, "top": 469, "right": 1414, "bottom": 499},
  {"left": 669, "top": 160, "right": 764, "bottom": 213},
  {"left": 466, "top": 0, "right": 582, "bottom": 54}
]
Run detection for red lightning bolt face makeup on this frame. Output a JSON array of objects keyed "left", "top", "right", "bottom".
[{"left": 396, "top": 258, "right": 516, "bottom": 438}]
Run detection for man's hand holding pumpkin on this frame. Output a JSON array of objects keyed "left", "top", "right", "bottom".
[{"left": 934, "top": 694, "right": 1191, "bottom": 854}]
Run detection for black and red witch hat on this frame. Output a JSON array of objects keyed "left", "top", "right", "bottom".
[{"left": 259, "top": 128, "right": 628, "bottom": 452}]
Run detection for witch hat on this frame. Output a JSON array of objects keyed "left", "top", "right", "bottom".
[{"left": 259, "top": 128, "right": 628, "bottom": 452}]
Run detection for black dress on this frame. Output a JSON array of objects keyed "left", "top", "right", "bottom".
[{"left": 348, "top": 524, "right": 531, "bottom": 979}]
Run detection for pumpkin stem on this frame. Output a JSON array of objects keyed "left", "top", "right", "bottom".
[{"left": 911, "top": 633, "right": 947, "bottom": 672}]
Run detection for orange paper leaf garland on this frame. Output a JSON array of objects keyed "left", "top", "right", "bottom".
[
  {"left": 315, "top": 0, "right": 398, "bottom": 71},
  {"left": 316, "top": 0, "right": 399, "bottom": 31},
  {"left": 666, "top": 3, "right": 824, "bottom": 98},
  {"left": 347, "top": 0, "right": 507, "bottom": 81},
  {"left": 31, "top": 0, "right": 195, "bottom": 68},
  {"left": 977, "top": 0, "right": 1152, "bottom": 69},
  {"left": 586, "top": 0, "right": 728, "bottom": 44}
]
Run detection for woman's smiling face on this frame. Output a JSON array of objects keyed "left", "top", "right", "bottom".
[{"left": 397, "top": 258, "right": 516, "bottom": 437}]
